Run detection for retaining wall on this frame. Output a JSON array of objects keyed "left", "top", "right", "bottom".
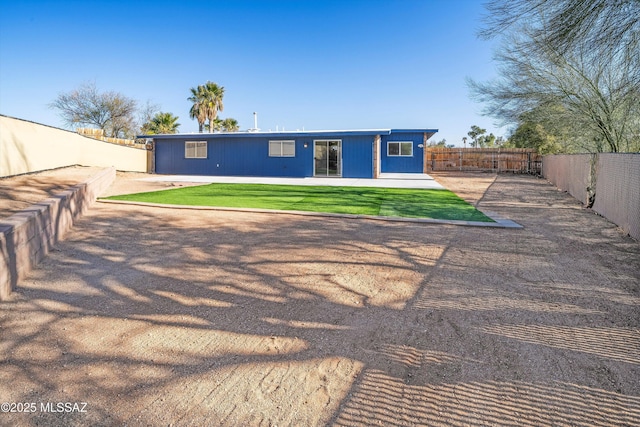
[
  {"left": 0, "top": 167, "right": 115, "bottom": 300},
  {"left": 543, "top": 153, "right": 640, "bottom": 240},
  {"left": 0, "top": 115, "right": 148, "bottom": 177}
]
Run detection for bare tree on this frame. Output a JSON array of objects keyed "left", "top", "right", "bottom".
[
  {"left": 50, "top": 82, "right": 138, "bottom": 138},
  {"left": 471, "top": 2, "right": 640, "bottom": 153},
  {"left": 480, "top": 0, "right": 640, "bottom": 58},
  {"left": 136, "top": 100, "right": 161, "bottom": 134}
]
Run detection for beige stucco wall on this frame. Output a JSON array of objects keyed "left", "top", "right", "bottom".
[{"left": 0, "top": 115, "right": 147, "bottom": 177}]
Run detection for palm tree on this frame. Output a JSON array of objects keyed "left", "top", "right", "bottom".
[
  {"left": 202, "top": 81, "right": 224, "bottom": 132},
  {"left": 142, "top": 112, "right": 180, "bottom": 135},
  {"left": 221, "top": 118, "right": 239, "bottom": 132},
  {"left": 188, "top": 86, "right": 207, "bottom": 133},
  {"left": 208, "top": 117, "right": 239, "bottom": 132},
  {"left": 158, "top": 112, "right": 180, "bottom": 134},
  {"left": 188, "top": 81, "right": 225, "bottom": 133},
  {"left": 210, "top": 117, "right": 223, "bottom": 132}
]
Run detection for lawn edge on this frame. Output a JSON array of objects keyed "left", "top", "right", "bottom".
[{"left": 97, "top": 199, "right": 522, "bottom": 229}]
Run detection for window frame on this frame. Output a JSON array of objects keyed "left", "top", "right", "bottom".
[
  {"left": 387, "top": 141, "right": 413, "bottom": 157},
  {"left": 185, "top": 141, "right": 207, "bottom": 159},
  {"left": 269, "top": 140, "right": 296, "bottom": 157}
]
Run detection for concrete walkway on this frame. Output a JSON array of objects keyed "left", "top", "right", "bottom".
[{"left": 139, "top": 173, "right": 445, "bottom": 190}]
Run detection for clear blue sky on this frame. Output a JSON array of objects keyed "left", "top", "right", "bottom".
[{"left": 0, "top": 0, "right": 504, "bottom": 145}]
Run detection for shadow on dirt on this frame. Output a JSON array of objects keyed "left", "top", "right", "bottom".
[{"left": 1, "top": 174, "right": 639, "bottom": 426}]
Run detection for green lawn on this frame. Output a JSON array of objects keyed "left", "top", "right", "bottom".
[{"left": 104, "top": 183, "right": 494, "bottom": 222}]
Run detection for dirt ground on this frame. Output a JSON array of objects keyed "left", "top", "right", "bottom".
[
  {"left": 0, "top": 167, "right": 203, "bottom": 220},
  {"left": 1, "top": 169, "right": 639, "bottom": 426},
  {"left": 0, "top": 166, "right": 103, "bottom": 220}
]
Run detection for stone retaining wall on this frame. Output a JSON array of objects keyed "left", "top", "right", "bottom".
[{"left": 0, "top": 167, "right": 115, "bottom": 300}]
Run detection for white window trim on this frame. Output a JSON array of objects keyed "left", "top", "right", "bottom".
[
  {"left": 185, "top": 141, "right": 207, "bottom": 159},
  {"left": 387, "top": 141, "right": 413, "bottom": 157},
  {"left": 269, "top": 140, "right": 296, "bottom": 157}
]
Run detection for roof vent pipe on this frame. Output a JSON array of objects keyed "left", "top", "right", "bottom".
[{"left": 248, "top": 112, "right": 260, "bottom": 132}]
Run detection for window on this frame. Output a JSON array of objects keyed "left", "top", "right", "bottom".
[
  {"left": 269, "top": 140, "right": 296, "bottom": 157},
  {"left": 388, "top": 141, "right": 413, "bottom": 157},
  {"left": 185, "top": 141, "right": 207, "bottom": 158}
]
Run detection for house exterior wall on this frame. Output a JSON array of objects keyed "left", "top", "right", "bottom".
[
  {"left": 380, "top": 131, "right": 426, "bottom": 173},
  {"left": 340, "top": 135, "right": 374, "bottom": 178},
  {"left": 155, "top": 136, "right": 311, "bottom": 177},
  {"left": 155, "top": 134, "right": 376, "bottom": 178},
  {"left": 152, "top": 129, "right": 435, "bottom": 178}
]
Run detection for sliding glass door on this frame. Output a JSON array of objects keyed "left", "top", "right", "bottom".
[{"left": 314, "top": 140, "right": 341, "bottom": 176}]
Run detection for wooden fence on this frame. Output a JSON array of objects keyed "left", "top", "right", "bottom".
[
  {"left": 425, "top": 148, "right": 541, "bottom": 174},
  {"left": 76, "top": 128, "right": 146, "bottom": 148}
]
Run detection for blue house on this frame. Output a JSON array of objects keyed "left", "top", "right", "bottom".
[{"left": 144, "top": 128, "right": 438, "bottom": 178}]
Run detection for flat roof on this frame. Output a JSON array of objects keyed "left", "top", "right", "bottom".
[{"left": 138, "top": 128, "right": 438, "bottom": 140}]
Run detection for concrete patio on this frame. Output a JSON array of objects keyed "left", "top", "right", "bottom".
[{"left": 139, "top": 173, "right": 446, "bottom": 190}]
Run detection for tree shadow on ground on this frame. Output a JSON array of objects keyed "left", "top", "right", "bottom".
[{"left": 1, "top": 174, "right": 639, "bottom": 426}]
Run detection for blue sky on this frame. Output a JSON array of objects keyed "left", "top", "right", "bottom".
[{"left": 0, "top": 0, "right": 503, "bottom": 145}]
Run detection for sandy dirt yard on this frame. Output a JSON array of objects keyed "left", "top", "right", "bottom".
[{"left": 0, "top": 169, "right": 639, "bottom": 426}]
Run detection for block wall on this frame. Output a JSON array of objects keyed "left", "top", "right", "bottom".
[
  {"left": 0, "top": 167, "right": 115, "bottom": 300},
  {"left": 1, "top": 115, "right": 147, "bottom": 177}
]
